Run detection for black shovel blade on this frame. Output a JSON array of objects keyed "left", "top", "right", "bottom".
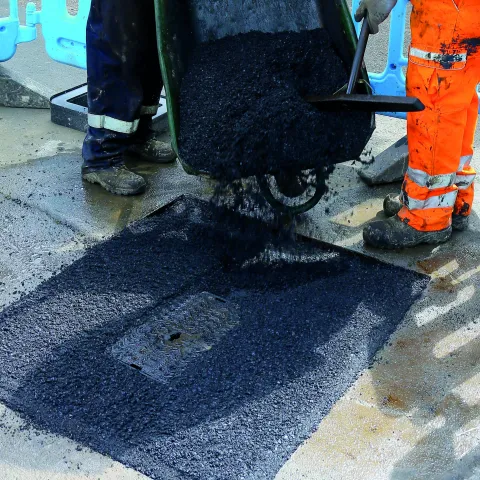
[{"left": 306, "top": 94, "right": 425, "bottom": 113}]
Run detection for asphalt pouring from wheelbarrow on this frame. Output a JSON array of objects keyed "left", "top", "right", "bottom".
[{"left": 179, "top": 28, "right": 374, "bottom": 181}]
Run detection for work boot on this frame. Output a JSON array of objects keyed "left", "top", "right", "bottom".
[
  {"left": 363, "top": 215, "right": 452, "bottom": 249},
  {"left": 82, "top": 165, "right": 146, "bottom": 196},
  {"left": 452, "top": 214, "right": 470, "bottom": 231},
  {"left": 128, "top": 132, "right": 177, "bottom": 164},
  {"left": 383, "top": 194, "right": 470, "bottom": 231}
]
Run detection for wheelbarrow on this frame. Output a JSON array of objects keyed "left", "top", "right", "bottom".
[{"left": 153, "top": 0, "right": 375, "bottom": 216}]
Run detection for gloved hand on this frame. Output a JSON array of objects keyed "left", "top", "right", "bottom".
[{"left": 354, "top": 0, "right": 397, "bottom": 34}]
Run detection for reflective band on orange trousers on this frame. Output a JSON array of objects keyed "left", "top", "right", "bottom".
[{"left": 398, "top": 0, "right": 480, "bottom": 232}]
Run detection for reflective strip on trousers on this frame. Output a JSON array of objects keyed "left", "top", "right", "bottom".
[
  {"left": 455, "top": 174, "right": 476, "bottom": 190},
  {"left": 406, "top": 167, "right": 455, "bottom": 189},
  {"left": 88, "top": 114, "right": 140, "bottom": 134},
  {"left": 459, "top": 154, "right": 473, "bottom": 171},
  {"left": 140, "top": 105, "right": 159, "bottom": 115},
  {"left": 401, "top": 190, "right": 458, "bottom": 210}
]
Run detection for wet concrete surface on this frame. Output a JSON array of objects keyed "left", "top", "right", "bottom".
[
  {"left": 0, "top": 107, "right": 84, "bottom": 167},
  {"left": 0, "top": 196, "right": 427, "bottom": 479},
  {"left": 0, "top": 151, "right": 210, "bottom": 240}
]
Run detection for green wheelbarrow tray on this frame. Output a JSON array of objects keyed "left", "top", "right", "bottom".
[{"left": 153, "top": 0, "right": 376, "bottom": 215}]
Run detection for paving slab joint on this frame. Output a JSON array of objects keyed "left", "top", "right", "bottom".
[{"left": 0, "top": 65, "right": 51, "bottom": 109}]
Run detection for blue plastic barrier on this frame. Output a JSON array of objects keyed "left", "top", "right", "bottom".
[
  {"left": 1, "top": 0, "right": 478, "bottom": 116},
  {"left": 35, "top": 0, "right": 90, "bottom": 69},
  {"left": 0, "top": 0, "right": 90, "bottom": 68},
  {"left": 351, "top": 0, "right": 480, "bottom": 117},
  {"left": 352, "top": 0, "right": 410, "bottom": 118},
  {"left": 352, "top": 0, "right": 409, "bottom": 99},
  {"left": 0, "top": 0, "right": 37, "bottom": 62}
]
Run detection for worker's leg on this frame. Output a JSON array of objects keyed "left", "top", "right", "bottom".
[
  {"left": 364, "top": 63, "right": 479, "bottom": 248},
  {"left": 382, "top": 89, "right": 478, "bottom": 231},
  {"left": 82, "top": 0, "right": 154, "bottom": 170},
  {"left": 453, "top": 91, "right": 478, "bottom": 221},
  {"left": 134, "top": 6, "right": 163, "bottom": 143},
  {"left": 364, "top": 0, "right": 480, "bottom": 248},
  {"left": 82, "top": 0, "right": 174, "bottom": 195},
  {"left": 129, "top": 8, "right": 176, "bottom": 164},
  {"left": 397, "top": 64, "right": 476, "bottom": 231}
]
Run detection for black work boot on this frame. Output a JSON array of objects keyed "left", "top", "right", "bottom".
[
  {"left": 383, "top": 194, "right": 470, "bottom": 231},
  {"left": 82, "top": 165, "right": 146, "bottom": 196},
  {"left": 452, "top": 214, "right": 470, "bottom": 231},
  {"left": 128, "top": 132, "right": 177, "bottom": 164},
  {"left": 363, "top": 215, "right": 452, "bottom": 249}
]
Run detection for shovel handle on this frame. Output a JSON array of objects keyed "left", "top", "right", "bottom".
[{"left": 347, "top": 20, "right": 370, "bottom": 95}]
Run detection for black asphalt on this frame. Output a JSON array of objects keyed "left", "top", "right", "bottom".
[
  {"left": 179, "top": 29, "right": 373, "bottom": 179},
  {"left": 0, "top": 197, "right": 428, "bottom": 479}
]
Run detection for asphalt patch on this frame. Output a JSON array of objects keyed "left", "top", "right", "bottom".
[
  {"left": 0, "top": 196, "right": 428, "bottom": 479},
  {"left": 179, "top": 29, "right": 373, "bottom": 179}
]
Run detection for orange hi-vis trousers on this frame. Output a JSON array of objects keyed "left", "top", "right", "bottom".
[{"left": 398, "top": 0, "right": 480, "bottom": 232}]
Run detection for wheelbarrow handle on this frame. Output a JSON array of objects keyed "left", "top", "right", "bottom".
[{"left": 347, "top": 20, "right": 371, "bottom": 95}]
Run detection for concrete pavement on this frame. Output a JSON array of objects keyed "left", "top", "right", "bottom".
[
  {"left": 276, "top": 118, "right": 480, "bottom": 479},
  {"left": 1, "top": 103, "right": 479, "bottom": 480},
  {"left": 0, "top": 107, "right": 152, "bottom": 478},
  {"left": 0, "top": 8, "right": 479, "bottom": 478}
]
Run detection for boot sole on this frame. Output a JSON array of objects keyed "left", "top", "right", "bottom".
[
  {"left": 364, "top": 228, "right": 452, "bottom": 250},
  {"left": 82, "top": 175, "right": 146, "bottom": 196}
]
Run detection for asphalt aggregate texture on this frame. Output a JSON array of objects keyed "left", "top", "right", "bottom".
[
  {"left": 0, "top": 196, "right": 428, "bottom": 479},
  {"left": 179, "top": 29, "right": 373, "bottom": 180}
]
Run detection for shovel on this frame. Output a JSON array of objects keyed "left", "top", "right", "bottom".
[{"left": 306, "top": 20, "right": 424, "bottom": 113}]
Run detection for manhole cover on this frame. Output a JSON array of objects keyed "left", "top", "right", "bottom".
[{"left": 112, "top": 292, "right": 239, "bottom": 383}]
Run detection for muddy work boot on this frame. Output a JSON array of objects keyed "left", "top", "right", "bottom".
[
  {"left": 452, "top": 214, "right": 470, "bottom": 231},
  {"left": 363, "top": 215, "right": 452, "bottom": 249},
  {"left": 128, "top": 132, "right": 177, "bottom": 164},
  {"left": 383, "top": 194, "right": 470, "bottom": 231},
  {"left": 82, "top": 165, "right": 146, "bottom": 196}
]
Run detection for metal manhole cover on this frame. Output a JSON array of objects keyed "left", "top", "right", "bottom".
[{"left": 112, "top": 292, "right": 239, "bottom": 383}]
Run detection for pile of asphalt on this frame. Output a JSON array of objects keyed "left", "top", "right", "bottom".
[
  {"left": 179, "top": 29, "right": 373, "bottom": 180},
  {"left": 0, "top": 197, "right": 427, "bottom": 479}
]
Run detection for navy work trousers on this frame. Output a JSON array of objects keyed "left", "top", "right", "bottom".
[{"left": 82, "top": 0, "right": 163, "bottom": 170}]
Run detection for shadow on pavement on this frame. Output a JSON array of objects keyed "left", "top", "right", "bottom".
[
  {"left": 0, "top": 196, "right": 428, "bottom": 479},
  {"left": 367, "top": 218, "right": 480, "bottom": 479}
]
